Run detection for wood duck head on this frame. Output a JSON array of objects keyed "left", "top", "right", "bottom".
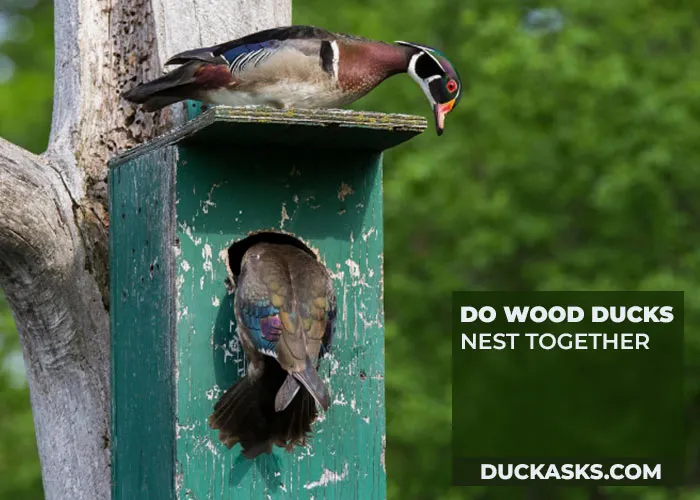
[{"left": 396, "top": 41, "right": 463, "bottom": 136}]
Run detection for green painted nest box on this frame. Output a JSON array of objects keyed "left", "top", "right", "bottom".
[{"left": 108, "top": 106, "right": 425, "bottom": 499}]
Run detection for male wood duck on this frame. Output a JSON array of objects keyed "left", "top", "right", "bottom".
[{"left": 122, "top": 25, "right": 462, "bottom": 135}]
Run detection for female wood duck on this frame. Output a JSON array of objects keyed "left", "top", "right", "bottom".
[
  {"left": 123, "top": 25, "right": 462, "bottom": 135},
  {"left": 209, "top": 241, "right": 337, "bottom": 458}
]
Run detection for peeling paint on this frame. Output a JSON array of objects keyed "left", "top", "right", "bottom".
[
  {"left": 178, "top": 221, "right": 202, "bottom": 246},
  {"left": 218, "top": 248, "right": 228, "bottom": 263},
  {"left": 204, "top": 438, "right": 219, "bottom": 456},
  {"left": 176, "top": 306, "right": 188, "bottom": 323},
  {"left": 345, "top": 259, "right": 360, "bottom": 278},
  {"left": 337, "top": 182, "right": 354, "bottom": 201},
  {"left": 176, "top": 422, "right": 195, "bottom": 440},
  {"left": 362, "top": 227, "right": 376, "bottom": 241},
  {"left": 303, "top": 463, "right": 349, "bottom": 490},
  {"left": 175, "top": 274, "right": 185, "bottom": 294},
  {"left": 296, "top": 445, "right": 316, "bottom": 460},
  {"left": 328, "top": 355, "right": 340, "bottom": 375},
  {"left": 175, "top": 473, "right": 184, "bottom": 499},
  {"left": 305, "top": 196, "right": 321, "bottom": 210},
  {"left": 202, "top": 243, "right": 213, "bottom": 279},
  {"left": 200, "top": 183, "right": 220, "bottom": 215},
  {"left": 381, "top": 435, "right": 386, "bottom": 472},
  {"left": 329, "top": 263, "right": 345, "bottom": 282},
  {"left": 220, "top": 335, "right": 243, "bottom": 369},
  {"left": 280, "top": 202, "right": 290, "bottom": 229},
  {"left": 358, "top": 311, "right": 381, "bottom": 328}
]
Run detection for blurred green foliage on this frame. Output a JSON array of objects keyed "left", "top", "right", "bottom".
[
  {"left": 0, "top": 0, "right": 53, "bottom": 154},
  {"left": 1, "top": 0, "right": 699, "bottom": 498},
  {"left": 0, "top": 1, "right": 52, "bottom": 498},
  {"left": 295, "top": 0, "right": 700, "bottom": 498}
]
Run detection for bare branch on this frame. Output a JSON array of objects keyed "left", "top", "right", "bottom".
[{"left": 0, "top": 137, "right": 110, "bottom": 500}]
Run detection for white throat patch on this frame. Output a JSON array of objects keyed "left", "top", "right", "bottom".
[
  {"left": 330, "top": 40, "right": 340, "bottom": 83},
  {"left": 408, "top": 52, "right": 436, "bottom": 106}
]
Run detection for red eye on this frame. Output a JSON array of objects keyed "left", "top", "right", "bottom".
[{"left": 446, "top": 80, "right": 458, "bottom": 93}]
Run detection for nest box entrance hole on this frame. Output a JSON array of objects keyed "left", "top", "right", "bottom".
[{"left": 225, "top": 230, "right": 319, "bottom": 288}]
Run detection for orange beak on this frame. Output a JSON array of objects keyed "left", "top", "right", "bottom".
[{"left": 434, "top": 98, "right": 456, "bottom": 136}]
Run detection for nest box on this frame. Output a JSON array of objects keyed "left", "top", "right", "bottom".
[{"left": 108, "top": 106, "right": 426, "bottom": 499}]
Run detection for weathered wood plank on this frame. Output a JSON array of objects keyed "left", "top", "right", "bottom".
[{"left": 110, "top": 146, "right": 178, "bottom": 500}]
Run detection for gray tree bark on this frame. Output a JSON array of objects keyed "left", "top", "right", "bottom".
[{"left": 0, "top": 1, "right": 291, "bottom": 498}]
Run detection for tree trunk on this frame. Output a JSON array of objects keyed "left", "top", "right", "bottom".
[{"left": 0, "top": 1, "right": 291, "bottom": 498}]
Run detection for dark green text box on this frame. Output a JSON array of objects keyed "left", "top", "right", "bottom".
[{"left": 452, "top": 291, "right": 684, "bottom": 486}]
